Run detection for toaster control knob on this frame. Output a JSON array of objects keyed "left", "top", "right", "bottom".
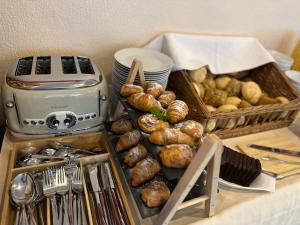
[
  {"left": 65, "top": 114, "right": 76, "bottom": 128},
  {"left": 31, "top": 121, "right": 37, "bottom": 125},
  {"left": 46, "top": 116, "right": 59, "bottom": 129},
  {"left": 6, "top": 101, "right": 15, "bottom": 108}
]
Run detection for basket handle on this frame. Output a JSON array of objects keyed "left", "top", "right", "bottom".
[{"left": 126, "top": 58, "right": 146, "bottom": 88}]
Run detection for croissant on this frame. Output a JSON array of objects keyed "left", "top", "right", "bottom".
[
  {"left": 120, "top": 84, "right": 144, "bottom": 97},
  {"left": 131, "top": 158, "right": 161, "bottom": 186},
  {"left": 138, "top": 114, "right": 169, "bottom": 133},
  {"left": 115, "top": 129, "right": 141, "bottom": 152},
  {"left": 166, "top": 100, "right": 189, "bottom": 123},
  {"left": 141, "top": 180, "right": 170, "bottom": 207},
  {"left": 123, "top": 144, "right": 148, "bottom": 167},
  {"left": 145, "top": 82, "right": 164, "bottom": 99},
  {"left": 149, "top": 128, "right": 193, "bottom": 146},
  {"left": 111, "top": 119, "right": 132, "bottom": 134},
  {"left": 160, "top": 144, "right": 193, "bottom": 168},
  {"left": 158, "top": 91, "right": 176, "bottom": 108},
  {"left": 127, "top": 93, "right": 161, "bottom": 112},
  {"left": 175, "top": 120, "right": 204, "bottom": 143}
]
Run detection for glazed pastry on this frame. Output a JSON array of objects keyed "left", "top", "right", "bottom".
[
  {"left": 111, "top": 119, "right": 132, "bottom": 134},
  {"left": 120, "top": 84, "right": 143, "bottom": 97},
  {"left": 149, "top": 128, "right": 194, "bottom": 146},
  {"left": 145, "top": 82, "right": 164, "bottom": 99},
  {"left": 238, "top": 100, "right": 252, "bottom": 108},
  {"left": 215, "top": 76, "right": 231, "bottom": 90},
  {"left": 166, "top": 100, "right": 189, "bottom": 123},
  {"left": 189, "top": 67, "right": 207, "bottom": 83},
  {"left": 141, "top": 180, "right": 171, "bottom": 208},
  {"left": 123, "top": 144, "right": 148, "bottom": 167},
  {"left": 258, "top": 93, "right": 278, "bottom": 105},
  {"left": 131, "top": 158, "right": 161, "bottom": 186},
  {"left": 216, "top": 104, "right": 238, "bottom": 112},
  {"left": 127, "top": 93, "right": 161, "bottom": 112},
  {"left": 224, "top": 78, "right": 242, "bottom": 97},
  {"left": 160, "top": 144, "right": 193, "bottom": 168},
  {"left": 241, "top": 81, "right": 262, "bottom": 104},
  {"left": 158, "top": 91, "right": 176, "bottom": 107},
  {"left": 192, "top": 82, "right": 205, "bottom": 99},
  {"left": 138, "top": 114, "right": 169, "bottom": 133},
  {"left": 225, "top": 97, "right": 241, "bottom": 107},
  {"left": 203, "top": 89, "right": 228, "bottom": 107},
  {"left": 115, "top": 130, "right": 141, "bottom": 152},
  {"left": 175, "top": 120, "right": 204, "bottom": 143}
]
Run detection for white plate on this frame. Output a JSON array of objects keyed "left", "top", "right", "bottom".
[{"left": 114, "top": 48, "right": 173, "bottom": 73}]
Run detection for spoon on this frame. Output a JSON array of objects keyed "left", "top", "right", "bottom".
[{"left": 10, "top": 173, "right": 36, "bottom": 225}]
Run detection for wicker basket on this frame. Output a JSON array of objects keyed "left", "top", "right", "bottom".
[{"left": 167, "top": 63, "right": 300, "bottom": 139}]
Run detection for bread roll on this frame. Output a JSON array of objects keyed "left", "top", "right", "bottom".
[
  {"left": 205, "top": 119, "right": 217, "bottom": 132},
  {"left": 226, "top": 97, "right": 241, "bottom": 107},
  {"left": 149, "top": 128, "right": 194, "bottom": 146},
  {"left": 127, "top": 93, "right": 160, "bottom": 112},
  {"left": 204, "top": 89, "right": 228, "bottom": 107},
  {"left": 258, "top": 93, "right": 278, "bottom": 105},
  {"left": 115, "top": 130, "right": 141, "bottom": 152},
  {"left": 189, "top": 67, "right": 207, "bottom": 83},
  {"left": 215, "top": 76, "right": 231, "bottom": 90},
  {"left": 111, "top": 119, "right": 132, "bottom": 134},
  {"left": 224, "top": 78, "right": 242, "bottom": 97},
  {"left": 218, "top": 118, "right": 236, "bottom": 129},
  {"left": 216, "top": 104, "right": 238, "bottom": 112},
  {"left": 138, "top": 114, "right": 169, "bottom": 133},
  {"left": 202, "top": 78, "right": 216, "bottom": 90},
  {"left": 206, "top": 105, "right": 217, "bottom": 112},
  {"left": 192, "top": 82, "right": 205, "bottom": 99},
  {"left": 158, "top": 91, "right": 176, "bottom": 107},
  {"left": 238, "top": 100, "right": 252, "bottom": 108},
  {"left": 145, "top": 82, "right": 164, "bottom": 99},
  {"left": 160, "top": 144, "right": 193, "bottom": 168},
  {"left": 166, "top": 100, "right": 189, "bottom": 123},
  {"left": 120, "top": 84, "right": 143, "bottom": 97},
  {"left": 241, "top": 81, "right": 262, "bottom": 104},
  {"left": 276, "top": 96, "right": 289, "bottom": 104}
]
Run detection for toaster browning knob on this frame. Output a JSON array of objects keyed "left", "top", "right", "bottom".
[{"left": 6, "top": 101, "right": 15, "bottom": 108}]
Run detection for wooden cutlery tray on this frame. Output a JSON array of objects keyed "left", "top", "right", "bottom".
[{"left": 0, "top": 132, "right": 135, "bottom": 225}]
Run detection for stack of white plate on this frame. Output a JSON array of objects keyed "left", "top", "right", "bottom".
[
  {"left": 285, "top": 70, "right": 300, "bottom": 92},
  {"left": 111, "top": 48, "right": 173, "bottom": 108},
  {"left": 268, "top": 49, "right": 294, "bottom": 71}
]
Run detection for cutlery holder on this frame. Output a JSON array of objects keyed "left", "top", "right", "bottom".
[{"left": 0, "top": 132, "right": 135, "bottom": 225}]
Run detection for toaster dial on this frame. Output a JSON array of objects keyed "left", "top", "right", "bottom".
[
  {"left": 46, "top": 115, "right": 60, "bottom": 129},
  {"left": 64, "top": 114, "right": 76, "bottom": 128}
]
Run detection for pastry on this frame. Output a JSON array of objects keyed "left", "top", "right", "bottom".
[
  {"left": 115, "top": 130, "right": 141, "bottom": 152},
  {"left": 127, "top": 93, "right": 161, "bottom": 112},
  {"left": 145, "top": 82, "right": 164, "bottom": 99},
  {"left": 192, "top": 82, "right": 205, "bottom": 99},
  {"left": 224, "top": 78, "right": 242, "bottom": 97},
  {"left": 158, "top": 91, "right": 176, "bottom": 107},
  {"left": 189, "top": 67, "right": 207, "bottom": 83},
  {"left": 138, "top": 114, "right": 169, "bottom": 133},
  {"left": 141, "top": 180, "right": 170, "bottom": 208},
  {"left": 241, "top": 81, "right": 262, "bottom": 104},
  {"left": 225, "top": 97, "right": 241, "bottom": 107},
  {"left": 160, "top": 144, "right": 193, "bottom": 168},
  {"left": 258, "top": 93, "right": 278, "bottom": 105},
  {"left": 131, "top": 158, "right": 161, "bottom": 186},
  {"left": 111, "top": 119, "right": 132, "bottom": 134},
  {"left": 149, "top": 128, "right": 194, "bottom": 146},
  {"left": 215, "top": 76, "right": 231, "bottom": 90},
  {"left": 238, "top": 100, "right": 252, "bottom": 108},
  {"left": 175, "top": 120, "right": 204, "bottom": 143},
  {"left": 166, "top": 100, "right": 189, "bottom": 123},
  {"left": 120, "top": 84, "right": 143, "bottom": 97},
  {"left": 123, "top": 144, "right": 148, "bottom": 167},
  {"left": 203, "top": 89, "right": 228, "bottom": 107}
]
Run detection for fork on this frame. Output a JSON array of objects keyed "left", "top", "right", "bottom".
[
  {"left": 55, "top": 167, "right": 70, "bottom": 225},
  {"left": 72, "top": 166, "right": 88, "bottom": 225},
  {"left": 42, "top": 170, "right": 59, "bottom": 225}
]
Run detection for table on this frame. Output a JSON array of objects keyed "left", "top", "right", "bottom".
[{"left": 1, "top": 123, "right": 300, "bottom": 225}]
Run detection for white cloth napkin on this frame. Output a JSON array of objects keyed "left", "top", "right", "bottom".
[{"left": 145, "top": 33, "right": 275, "bottom": 74}]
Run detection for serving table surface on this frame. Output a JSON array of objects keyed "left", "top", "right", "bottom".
[{"left": 1, "top": 120, "right": 300, "bottom": 225}]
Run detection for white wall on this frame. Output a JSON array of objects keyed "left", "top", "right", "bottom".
[{"left": 0, "top": 0, "right": 300, "bottom": 123}]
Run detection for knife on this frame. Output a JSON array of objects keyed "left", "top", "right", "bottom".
[{"left": 247, "top": 144, "right": 300, "bottom": 157}]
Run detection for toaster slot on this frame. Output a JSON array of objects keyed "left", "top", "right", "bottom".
[
  {"left": 35, "top": 56, "right": 51, "bottom": 74},
  {"left": 61, "top": 56, "right": 77, "bottom": 74},
  {"left": 78, "top": 57, "right": 95, "bottom": 74},
  {"left": 15, "top": 56, "right": 33, "bottom": 76}
]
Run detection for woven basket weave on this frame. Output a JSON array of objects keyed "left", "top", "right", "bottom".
[{"left": 167, "top": 63, "right": 300, "bottom": 139}]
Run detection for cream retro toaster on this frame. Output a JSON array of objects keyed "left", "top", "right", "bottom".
[{"left": 2, "top": 56, "right": 108, "bottom": 138}]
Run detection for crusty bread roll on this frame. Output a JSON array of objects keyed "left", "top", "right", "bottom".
[
  {"left": 225, "top": 97, "right": 242, "bottom": 107},
  {"left": 206, "top": 105, "right": 217, "bottom": 112},
  {"left": 189, "top": 67, "right": 207, "bottom": 83},
  {"left": 238, "top": 100, "right": 252, "bottom": 108},
  {"left": 149, "top": 128, "right": 194, "bottom": 146},
  {"left": 215, "top": 76, "right": 231, "bottom": 90},
  {"left": 160, "top": 144, "right": 193, "bottom": 168},
  {"left": 241, "top": 81, "right": 262, "bottom": 104},
  {"left": 216, "top": 104, "right": 238, "bottom": 112},
  {"left": 127, "top": 93, "right": 160, "bottom": 112},
  {"left": 204, "top": 89, "right": 228, "bottom": 107},
  {"left": 138, "top": 114, "right": 169, "bottom": 133},
  {"left": 258, "top": 93, "right": 278, "bottom": 105},
  {"left": 192, "top": 82, "right": 205, "bottom": 99},
  {"left": 202, "top": 78, "right": 216, "bottom": 90},
  {"left": 166, "top": 100, "right": 189, "bottom": 123},
  {"left": 145, "top": 82, "right": 164, "bottom": 99},
  {"left": 276, "top": 96, "right": 289, "bottom": 104},
  {"left": 120, "top": 84, "right": 143, "bottom": 97},
  {"left": 224, "top": 78, "right": 243, "bottom": 97},
  {"left": 158, "top": 91, "right": 176, "bottom": 107}
]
